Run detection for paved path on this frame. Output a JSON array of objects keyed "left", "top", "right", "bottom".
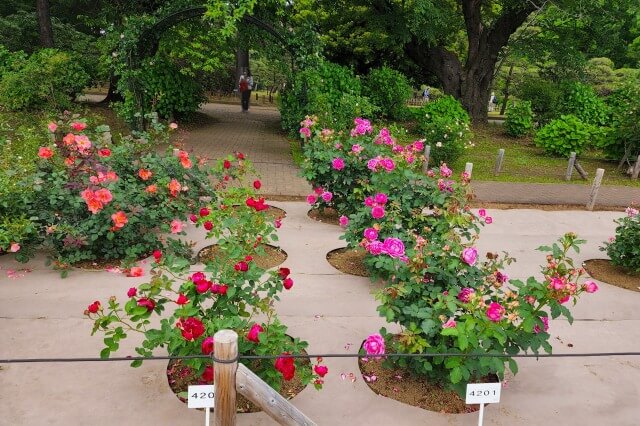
[
  {"left": 184, "top": 103, "right": 640, "bottom": 207},
  {"left": 183, "top": 103, "right": 311, "bottom": 197}
]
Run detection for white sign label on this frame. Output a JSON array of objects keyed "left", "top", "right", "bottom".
[
  {"left": 465, "top": 382, "right": 501, "bottom": 404},
  {"left": 188, "top": 385, "right": 215, "bottom": 408}
]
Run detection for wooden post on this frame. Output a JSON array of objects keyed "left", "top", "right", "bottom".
[
  {"left": 236, "top": 364, "right": 316, "bottom": 426},
  {"left": 566, "top": 152, "right": 576, "bottom": 181},
  {"left": 494, "top": 149, "right": 505, "bottom": 176},
  {"left": 465, "top": 162, "right": 473, "bottom": 179},
  {"left": 632, "top": 155, "right": 640, "bottom": 180},
  {"left": 574, "top": 161, "right": 588, "bottom": 180},
  {"left": 586, "top": 168, "right": 605, "bottom": 211},
  {"left": 422, "top": 145, "right": 431, "bottom": 174},
  {"left": 214, "top": 330, "right": 238, "bottom": 426}
]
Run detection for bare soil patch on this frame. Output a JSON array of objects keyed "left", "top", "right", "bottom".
[
  {"left": 198, "top": 244, "right": 287, "bottom": 269},
  {"left": 307, "top": 207, "right": 341, "bottom": 225},
  {"left": 326, "top": 247, "right": 370, "bottom": 277},
  {"left": 583, "top": 259, "right": 640, "bottom": 292}
]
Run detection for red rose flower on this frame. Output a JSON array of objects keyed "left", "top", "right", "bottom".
[
  {"left": 152, "top": 250, "right": 162, "bottom": 261},
  {"left": 38, "top": 147, "right": 54, "bottom": 159},
  {"left": 191, "top": 272, "right": 206, "bottom": 283},
  {"left": 201, "top": 337, "right": 214, "bottom": 355},
  {"left": 189, "top": 214, "right": 198, "bottom": 223},
  {"left": 195, "top": 280, "right": 211, "bottom": 294},
  {"left": 87, "top": 301, "right": 101, "bottom": 314},
  {"left": 223, "top": 160, "right": 231, "bottom": 169},
  {"left": 245, "top": 255, "right": 253, "bottom": 262},
  {"left": 201, "top": 365, "right": 214, "bottom": 383},
  {"left": 253, "top": 180, "right": 262, "bottom": 189},
  {"left": 278, "top": 267, "right": 291, "bottom": 279},
  {"left": 314, "top": 365, "right": 328, "bottom": 377},
  {"left": 236, "top": 152, "right": 245, "bottom": 160},
  {"left": 137, "top": 298, "right": 155, "bottom": 311},
  {"left": 283, "top": 277, "right": 294, "bottom": 290},
  {"left": 234, "top": 261, "right": 248, "bottom": 272},
  {"left": 176, "top": 293, "right": 189, "bottom": 305},
  {"left": 70, "top": 122, "right": 87, "bottom": 132},
  {"left": 177, "top": 317, "right": 205, "bottom": 341},
  {"left": 275, "top": 354, "right": 296, "bottom": 381},
  {"left": 98, "top": 148, "right": 111, "bottom": 157},
  {"left": 199, "top": 207, "right": 210, "bottom": 217},
  {"left": 246, "top": 323, "right": 264, "bottom": 343},
  {"left": 127, "top": 287, "right": 137, "bottom": 298},
  {"left": 204, "top": 221, "right": 213, "bottom": 231},
  {"left": 217, "top": 285, "right": 228, "bottom": 296}
]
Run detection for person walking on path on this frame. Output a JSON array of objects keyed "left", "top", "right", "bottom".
[{"left": 239, "top": 70, "right": 254, "bottom": 112}]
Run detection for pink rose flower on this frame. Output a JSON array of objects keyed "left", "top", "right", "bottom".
[
  {"left": 442, "top": 318, "right": 457, "bottom": 329},
  {"left": 478, "top": 209, "right": 486, "bottom": 217},
  {"left": 364, "top": 196, "right": 374, "bottom": 207},
  {"left": 382, "top": 238, "right": 405, "bottom": 258},
  {"left": 363, "top": 228, "right": 378, "bottom": 240},
  {"left": 201, "top": 336, "right": 214, "bottom": 355},
  {"left": 331, "top": 157, "right": 345, "bottom": 170},
  {"left": 363, "top": 333, "right": 385, "bottom": 358},
  {"left": 533, "top": 316, "right": 549, "bottom": 334},
  {"left": 351, "top": 144, "right": 363, "bottom": 153},
  {"left": 170, "top": 219, "right": 184, "bottom": 234},
  {"left": 380, "top": 158, "right": 395, "bottom": 172},
  {"left": 127, "top": 287, "right": 137, "bottom": 298},
  {"left": 38, "top": 147, "right": 54, "bottom": 159},
  {"left": 71, "top": 122, "right": 86, "bottom": 132},
  {"left": 550, "top": 277, "right": 565, "bottom": 290},
  {"left": 367, "top": 158, "right": 379, "bottom": 171},
  {"left": 583, "top": 281, "right": 599, "bottom": 293},
  {"left": 9, "top": 243, "right": 21, "bottom": 253},
  {"left": 374, "top": 193, "right": 388, "bottom": 205},
  {"left": 366, "top": 240, "right": 384, "bottom": 255},
  {"left": 169, "top": 122, "right": 178, "bottom": 130},
  {"left": 128, "top": 267, "right": 144, "bottom": 277},
  {"left": 314, "top": 365, "right": 328, "bottom": 377},
  {"left": 485, "top": 216, "right": 493, "bottom": 224},
  {"left": 625, "top": 207, "right": 638, "bottom": 217},
  {"left": 306, "top": 194, "right": 318, "bottom": 205},
  {"left": 339, "top": 215, "right": 349, "bottom": 227},
  {"left": 48, "top": 122, "right": 58, "bottom": 133},
  {"left": 461, "top": 247, "right": 478, "bottom": 266},
  {"left": 486, "top": 302, "right": 505, "bottom": 322},
  {"left": 371, "top": 206, "right": 385, "bottom": 219},
  {"left": 439, "top": 164, "right": 452, "bottom": 177},
  {"left": 413, "top": 140, "right": 424, "bottom": 151},
  {"left": 300, "top": 127, "right": 311, "bottom": 138},
  {"left": 247, "top": 323, "right": 264, "bottom": 343},
  {"left": 321, "top": 191, "right": 333, "bottom": 202},
  {"left": 457, "top": 287, "right": 475, "bottom": 303}
]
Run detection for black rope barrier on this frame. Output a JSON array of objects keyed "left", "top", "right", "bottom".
[{"left": 2, "top": 351, "right": 640, "bottom": 365}]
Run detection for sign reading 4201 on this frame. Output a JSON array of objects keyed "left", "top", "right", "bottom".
[
  {"left": 188, "top": 385, "right": 215, "bottom": 408},
  {"left": 465, "top": 382, "right": 501, "bottom": 404}
]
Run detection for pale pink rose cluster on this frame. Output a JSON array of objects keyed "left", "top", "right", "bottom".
[
  {"left": 437, "top": 178, "right": 454, "bottom": 192},
  {"left": 350, "top": 117, "right": 373, "bottom": 137},
  {"left": 442, "top": 318, "right": 457, "bottom": 329},
  {"left": 299, "top": 127, "right": 311, "bottom": 138},
  {"left": 457, "top": 287, "right": 475, "bottom": 303},
  {"left": 625, "top": 207, "right": 639, "bottom": 217},
  {"left": 439, "top": 163, "right": 452, "bottom": 177},
  {"left": 339, "top": 215, "right": 349, "bottom": 227},
  {"left": 364, "top": 237, "right": 407, "bottom": 261},
  {"left": 367, "top": 156, "right": 395, "bottom": 172},
  {"left": 363, "top": 333, "right": 385, "bottom": 358},
  {"left": 351, "top": 144, "right": 364, "bottom": 154},
  {"left": 375, "top": 128, "right": 395, "bottom": 145},
  {"left": 461, "top": 247, "right": 478, "bottom": 266},
  {"left": 478, "top": 208, "right": 493, "bottom": 224}
]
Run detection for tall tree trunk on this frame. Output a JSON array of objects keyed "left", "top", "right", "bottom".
[
  {"left": 36, "top": 0, "right": 54, "bottom": 48},
  {"left": 500, "top": 64, "right": 515, "bottom": 115},
  {"left": 405, "top": 1, "right": 537, "bottom": 124},
  {"left": 100, "top": 72, "right": 123, "bottom": 104}
]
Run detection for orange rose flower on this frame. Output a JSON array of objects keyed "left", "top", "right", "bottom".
[
  {"left": 168, "top": 179, "right": 182, "bottom": 197},
  {"left": 138, "top": 169, "right": 153, "bottom": 181},
  {"left": 145, "top": 184, "right": 158, "bottom": 194},
  {"left": 111, "top": 211, "right": 128, "bottom": 229}
]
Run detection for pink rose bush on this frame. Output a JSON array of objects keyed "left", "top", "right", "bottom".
[
  {"left": 602, "top": 206, "right": 640, "bottom": 272},
  {"left": 87, "top": 158, "right": 326, "bottom": 391}
]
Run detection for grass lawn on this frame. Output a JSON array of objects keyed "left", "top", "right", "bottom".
[{"left": 451, "top": 124, "right": 637, "bottom": 186}]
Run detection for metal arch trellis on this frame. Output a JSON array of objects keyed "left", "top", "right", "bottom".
[{"left": 127, "top": 6, "right": 296, "bottom": 129}]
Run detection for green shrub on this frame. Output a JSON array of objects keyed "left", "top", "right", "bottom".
[
  {"left": 416, "top": 96, "right": 472, "bottom": 165},
  {"left": 561, "top": 82, "right": 609, "bottom": 127},
  {"left": 603, "top": 82, "right": 640, "bottom": 160},
  {"left": 504, "top": 101, "right": 534, "bottom": 137},
  {"left": 279, "top": 60, "right": 377, "bottom": 134},
  {"left": 363, "top": 67, "right": 413, "bottom": 120},
  {"left": 602, "top": 208, "right": 640, "bottom": 272},
  {"left": 534, "top": 114, "right": 598, "bottom": 157},
  {"left": 516, "top": 77, "right": 564, "bottom": 124},
  {"left": 0, "top": 48, "right": 89, "bottom": 111}
]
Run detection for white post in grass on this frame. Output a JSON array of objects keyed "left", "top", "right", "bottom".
[{"left": 586, "top": 168, "right": 605, "bottom": 211}]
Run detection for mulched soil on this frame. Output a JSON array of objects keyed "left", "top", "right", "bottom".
[
  {"left": 470, "top": 202, "right": 626, "bottom": 212},
  {"left": 264, "top": 205, "right": 287, "bottom": 221},
  {"left": 583, "top": 259, "right": 640, "bottom": 292},
  {"left": 358, "top": 358, "right": 484, "bottom": 414},
  {"left": 166, "top": 357, "right": 308, "bottom": 413},
  {"left": 73, "top": 258, "right": 126, "bottom": 270},
  {"left": 198, "top": 244, "right": 287, "bottom": 269},
  {"left": 307, "top": 207, "right": 342, "bottom": 225},
  {"left": 326, "top": 247, "right": 370, "bottom": 277}
]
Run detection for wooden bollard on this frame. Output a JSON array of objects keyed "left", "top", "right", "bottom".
[
  {"left": 494, "top": 149, "right": 505, "bottom": 175},
  {"left": 465, "top": 162, "right": 473, "bottom": 179},
  {"left": 632, "top": 155, "right": 640, "bottom": 180},
  {"left": 586, "top": 168, "right": 605, "bottom": 211},
  {"left": 566, "top": 152, "right": 576, "bottom": 181},
  {"left": 214, "top": 330, "right": 238, "bottom": 426},
  {"left": 422, "top": 145, "right": 431, "bottom": 173},
  {"left": 574, "top": 161, "right": 588, "bottom": 179}
]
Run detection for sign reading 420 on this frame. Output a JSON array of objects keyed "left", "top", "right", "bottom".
[{"left": 188, "top": 385, "right": 215, "bottom": 408}]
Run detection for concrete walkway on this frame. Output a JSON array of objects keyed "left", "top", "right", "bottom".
[
  {"left": 1, "top": 206, "right": 639, "bottom": 425},
  {"left": 182, "top": 103, "right": 640, "bottom": 207}
]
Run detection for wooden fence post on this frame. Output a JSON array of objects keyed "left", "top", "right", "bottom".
[
  {"left": 586, "top": 168, "right": 605, "bottom": 211},
  {"left": 214, "top": 330, "right": 238, "bottom": 426},
  {"left": 574, "top": 161, "right": 588, "bottom": 179},
  {"left": 632, "top": 155, "right": 640, "bottom": 180},
  {"left": 465, "top": 162, "right": 473, "bottom": 179},
  {"left": 236, "top": 364, "right": 316, "bottom": 426},
  {"left": 422, "top": 145, "right": 431, "bottom": 173},
  {"left": 566, "top": 152, "right": 576, "bottom": 181},
  {"left": 494, "top": 149, "right": 505, "bottom": 176}
]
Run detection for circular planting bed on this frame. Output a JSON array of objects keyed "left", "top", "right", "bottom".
[
  {"left": 583, "top": 259, "right": 640, "bottom": 292},
  {"left": 307, "top": 207, "right": 341, "bottom": 225},
  {"left": 198, "top": 244, "right": 287, "bottom": 269},
  {"left": 326, "top": 247, "right": 370, "bottom": 277},
  {"left": 233, "top": 204, "right": 286, "bottom": 222},
  {"left": 167, "top": 357, "right": 308, "bottom": 413}
]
